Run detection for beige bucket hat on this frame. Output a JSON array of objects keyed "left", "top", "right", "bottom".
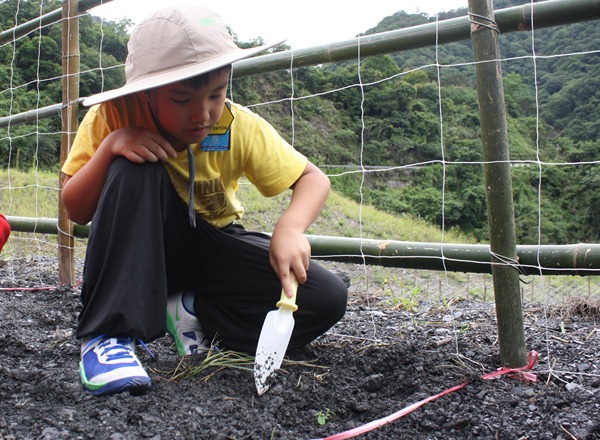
[{"left": 83, "top": 5, "right": 284, "bottom": 106}]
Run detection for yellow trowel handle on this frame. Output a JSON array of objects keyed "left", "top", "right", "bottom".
[{"left": 276, "top": 273, "right": 299, "bottom": 312}]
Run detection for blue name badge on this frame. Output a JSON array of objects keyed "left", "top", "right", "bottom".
[
  {"left": 201, "top": 102, "right": 234, "bottom": 151},
  {"left": 201, "top": 131, "right": 231, "bottom": 151}
]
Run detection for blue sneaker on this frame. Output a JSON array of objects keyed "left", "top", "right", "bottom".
[
  {"left": 80, "top": 335, "right": 152, "bottom": 396},
  {"left": 166, "top": 291, "right": 209, "bottom": 356}
]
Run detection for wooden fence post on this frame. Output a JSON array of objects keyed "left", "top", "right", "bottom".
[{"left": 58, "top": 0, "right": 80, "bottom": 285}]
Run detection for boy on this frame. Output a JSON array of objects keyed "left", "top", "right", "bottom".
[
  {"left": 60, "top": 5, "right": 347, "bottom": 396},
  {"left": 0, "top": 213, "right": 9, "bottom": 251}
]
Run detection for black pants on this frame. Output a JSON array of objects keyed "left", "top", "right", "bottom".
[{"left": 77, "top": 157, "right": 347, "bottom": 353}]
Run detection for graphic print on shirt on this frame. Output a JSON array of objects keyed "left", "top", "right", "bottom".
[{"left": 194, "top": 177, "right": 227, "bottom": 220}]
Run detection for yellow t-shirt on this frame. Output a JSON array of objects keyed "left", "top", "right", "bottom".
[{"left": 62, "top": 95, "right": 307, "bottom": 228}]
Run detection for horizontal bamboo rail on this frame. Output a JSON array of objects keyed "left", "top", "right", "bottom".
[
  {"left": 233, "top": 0, "right": 600, "bottom": 75},
  {"left": 0, "top": 100, "right": 83, "bottom": 129},
  {"left": 6, "top": 216, "right": 600, "bottom": 276},
  {"left": 0, "top": 0, "right": 107, "bottom": 44}
]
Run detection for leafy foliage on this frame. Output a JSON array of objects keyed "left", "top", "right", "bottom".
[
  {"left": 0, "top": 0, "right": 128, "bottom": 171},
  {"left": 1, "top": 0, "right": 599, "bottom": 244}
]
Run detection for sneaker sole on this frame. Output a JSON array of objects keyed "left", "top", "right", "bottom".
[{"left": 80, "top": 362, "right": 152, "bottom": 396}]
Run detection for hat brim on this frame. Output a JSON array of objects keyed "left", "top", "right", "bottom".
[{"left": 83, "top": 40, "right": 284, "bottom": 107}]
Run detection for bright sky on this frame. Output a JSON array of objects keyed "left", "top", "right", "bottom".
[{"left": 89, "top": 0, "right": 467, "bottom": 49}]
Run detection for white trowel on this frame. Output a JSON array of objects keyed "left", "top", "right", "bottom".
[{"left": 254, "top": 274, "right": 298, "bottom": 395}]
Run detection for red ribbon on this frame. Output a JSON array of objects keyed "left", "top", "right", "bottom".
[
  {"left": 315, "top": 350, "right": 539, "bottom": 440},
  {"left": 481, "top": 350, "right": 539, "bottom": 383}
]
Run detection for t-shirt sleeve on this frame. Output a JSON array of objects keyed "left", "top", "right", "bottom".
[
  {"left": 239, "top": 109, "right": 307, "bottom": 197},
  {"left": 60, "top": 106, "right": 110, "bottom": 177}
]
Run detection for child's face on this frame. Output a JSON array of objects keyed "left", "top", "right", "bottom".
[{"left": 148, "top": 69, "right": 229, "bottom": 151}]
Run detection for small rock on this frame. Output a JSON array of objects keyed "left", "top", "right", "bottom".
[
  {"left": 578, "top": 362, "right": 590, "bottom": 372},
  {"left": 40, "top": 428, "right": 62, "bottom": 440},
  {"left": 511, "top": 386, "right": 524, "bottom": 395},
  {"left": 362, "top": 374, "right": 385, "bottom": 392},
  {"left": 566, "top": 382, "right": 584, "bottom": 392}
]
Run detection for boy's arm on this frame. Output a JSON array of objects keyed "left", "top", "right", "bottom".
[
  {"left": 61, "top": 127, "right": 177, "bottom": 225},
  {"left": 269, "top": 161, "right": 330, "bottom": 298}
]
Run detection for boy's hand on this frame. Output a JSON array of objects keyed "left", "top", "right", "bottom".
[
  {"left": 104, "top": 127, "right": 177, "bottom": 163},
  {"left": 269, "top": 225, "right": 311, "bottom": 298}
]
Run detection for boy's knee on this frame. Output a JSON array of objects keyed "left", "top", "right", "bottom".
[
  {"left": 109, "top": 156, "right": 163, "bottom": 175},
  {"left": 106, "top": 158, "right": 167, "bottom": 190}
]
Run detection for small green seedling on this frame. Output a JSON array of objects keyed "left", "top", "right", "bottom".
[{"left": 316, "top": 408, "right": 335, "bottom": 425}]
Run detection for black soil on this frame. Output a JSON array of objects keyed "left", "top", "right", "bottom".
[{"left": 1, "top": 257, "right": 599, "bottom": 440}]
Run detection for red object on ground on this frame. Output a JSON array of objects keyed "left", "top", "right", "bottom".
[
  {"left": 0, "top": 214, "right": 10, "bottom": 250},
  {"left": 318, "top": 351, "right": 539, "bottom": 440}
]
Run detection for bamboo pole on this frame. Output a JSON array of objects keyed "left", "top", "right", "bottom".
[
  {"left": 0, "top": 100, "right": 84, "bottom": 129},
  {"left": 6, "top": 216, "right": 600, "bottom": 276},
  {"left": 233, "top": 0, "right": 600, "bottom": 76},
  {"left": 468, "top": 0, "right": 526, "bottom": 367},
  {"left": 0, "top": 0, "right": 110, "bottom": 44},
  {"left": 58, "top": 0, "right": 80, "bottom": 285}
]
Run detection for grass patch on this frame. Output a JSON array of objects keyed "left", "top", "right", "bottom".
[
  {"left": 1, "top": 169, "right": 471, "bottom": 244},
  {"left": 151, "top": 343, "right": 325, "bottom": 383},
  {"left": 0, "top": 168, "right": 85, "bottom": 259},
  {"left": 236, "top": 179, "right": 471, "bottom": 243},
  {"left": 155, "top": 347, "right": 255, "bottom": 383},
  {"left": 0, "top": 168, "right": 472, "bottom": 281},
  {"left": 0, "top": 168, "right": 60, "bottom": 218}
]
